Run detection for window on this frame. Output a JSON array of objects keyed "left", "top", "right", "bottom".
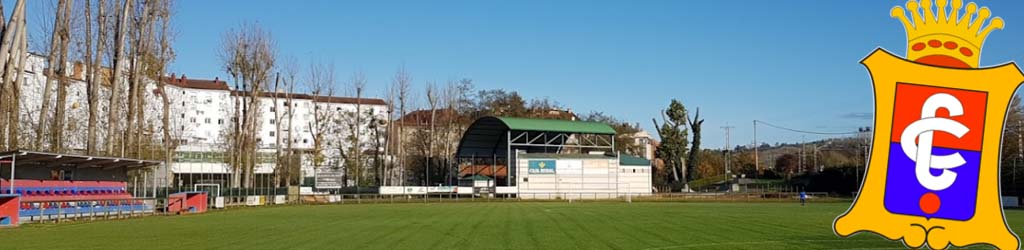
[
  {"left": 632, "top": 169, "right": 636, "bottom": 173},
  {"left": 182, "top": 101, "right": 186, "bottom": 107},
  {"left": 180, "top": 126, "right": 185, "bottom": 131},
  {"left": 217, "top": 119, "right": 224, "bottom": 125},
  {"left": 270, "top": 119, "right": 275, "bottom": 125},
  {"left": 180, "top": 113, "right": 185, "bottom": 118},
  {"left": 303, "top": 139, "right": 308, "bottom": 144},
  {"left": 269, "top": 131, "right": 275, "bottom": 137},
  {"left": 204, "top": 118, "right": 211, "bottom": 124},
  {"left": 270, "top": 107, "right": 276, "bottom": 113},
  {"left": 336, "top": 107, "right": 342, "bottom": 111},
  {"left": 190, "top": 118, "right": 196, "bottom": 123}
]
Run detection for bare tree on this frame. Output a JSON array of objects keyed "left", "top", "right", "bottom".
[
  {"left": 342, "top": 71, "right": 367, "bottom": 186},
  {"left": 278, "top": 58, "right": 297, "bottom": 187},
  {"left": 48, "top": 0, "right": 74, "bottom": 153},
  {"left": 425, "top": 82, "right": 438, "bottom": 185},
  {"left": 85, "top": 0, "right": 107, "bottom": 154},
  {"left": 391, "top": 66, "right": 410, "bottom": 185},
  {"left": 152, "top": 0, "right": 175, "bottom": 185},
  {"left": 381, "top": 81, "right": 396, "bottom": 186},
  {"left": 35, "top": 0, "right": 70, "bottom": 150},
  {"left": 306, "top": 59, "right": 335, "bottom": 185},
  {"left": 221, "top": 22, "right": 276, "bottom": 188},
  {"left": 105, "top": 0, "right": 132, "bottom": 156},
  {"left": 0, "top": 0, "right": 27, "bottom": 151}
]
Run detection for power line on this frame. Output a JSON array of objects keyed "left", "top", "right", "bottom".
[{"left": 754, "top": 120, "right": 862, "bottom": 135}]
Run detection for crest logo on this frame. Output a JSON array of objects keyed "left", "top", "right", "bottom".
[{"left": 833, "top": 0, "right": 1023, "bottom": 249}]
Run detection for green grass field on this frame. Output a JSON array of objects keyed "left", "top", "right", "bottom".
[{"left": 1, "top": 202, "right": 1020, "bottom": 249}]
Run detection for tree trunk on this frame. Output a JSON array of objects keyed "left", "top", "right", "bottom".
[
  {"left": 0, "top": 1, "right": 26, "bottom": 151},
  {"left": 106, "top": 0, "right": 133, "bottom": 156},
  {"left": 8, "top": 16, "right": 26, "bottom": 149},
  {"left": 36, "top": 0, "right": 70, "bottom": 150},
  {"left": 50, "top": 0, "right": 73, "bottom": 153},
  {"left": 86, "top": 0, "right": 106, "bottom": 155}
]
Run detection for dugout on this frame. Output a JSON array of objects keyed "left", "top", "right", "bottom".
[
  {"left": 167, "top": 191, "right": 208, "bottom": 214},
  {"left": 455, "top": 116, "right": 652, "bottom": 199},
  {"left": 0, "top": 150, "right": 162, "bottom": 222}
]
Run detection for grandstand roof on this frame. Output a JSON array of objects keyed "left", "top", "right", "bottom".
[
  {"left": 455, "top": 116, "right": 617, "bottom": 158},
  {"left": 0, "top": 150, "right": 162, "bottom": 169},
  {"left": 498, "top": 117, "right": 615, "bottom": 135}
]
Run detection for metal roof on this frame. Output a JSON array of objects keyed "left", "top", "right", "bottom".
[
  {"left": 619, "top": 155, "right": 652, "bottom": 167},
  {"left": 455, "top": 116, "right": 617, "bottom": 158},
  {"left": 0, "top": 150, "right": 162, "bottom": 169},
  {"left": 497, "top": 117, "right": 616, "bottom": 135}
]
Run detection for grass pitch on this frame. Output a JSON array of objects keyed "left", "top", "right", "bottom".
[{"left": 1, "top": 201, "right": 1020, "bottom": 249}]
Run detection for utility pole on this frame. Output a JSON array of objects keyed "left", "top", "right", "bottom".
[
  {"left": 721, "top": 125, "right": 734, "bottom": 178},
  {"left": 753, "top": 120, "right": 758, "bottom": 178}
]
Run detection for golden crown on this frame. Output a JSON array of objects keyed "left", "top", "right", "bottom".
[{"left": 891, "top": 0, "right": 1004, "bottom": 68}]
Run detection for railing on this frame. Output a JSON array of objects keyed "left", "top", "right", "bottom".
[{"left": 19, "top": 197, "right": 158, "bottom": 223}]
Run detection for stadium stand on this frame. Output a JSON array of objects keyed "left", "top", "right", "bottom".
[{"left": 0, "top": 150, "right": 162, "bottom": 222}]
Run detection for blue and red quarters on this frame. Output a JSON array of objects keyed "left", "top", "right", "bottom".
[
  {"left": 0, "top": 194, "right": 19, "bottom": 227},
  {"left": 883, "top": 82, "right": 988, "bottom": 221}
]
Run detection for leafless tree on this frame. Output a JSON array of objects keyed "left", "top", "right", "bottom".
[
  {"left": 152, "top": 0, "right": 175, "bottom": 185},
  {"left": 341, "top": 71, "right": 366, "bottom": 186},
  {"left": 391, "top": 66, "right": 410, "bottom": 185},
  {"left": 425, "top": 82, "right": 438, "bottom": 185},
  {"left": 221, "top": 22, "right": 276, "bottom": 188},
  {"left": 278, "top": 58, "right": 297, "bottom": 187},
  {"left": 35, "top": 0, "right": 71, "bottom": 150},
  {"left": 105, "top": 0, "right": 132, "bottom": 156},
  {"left": 306, "top": 59, "right": 335, "bottom": 183},
  {"left": 84, "top": 0, "right": 107, "bottom": 155},
  {"left": 0, "top": 0, "right": 27, "bottom": 151}
]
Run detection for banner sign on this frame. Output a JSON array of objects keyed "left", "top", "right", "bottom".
[
  {"left": 315, "top": 167, "right": 345, "bottom": 189},
  {"left": 528, "top": 160, "right": 556, "bottom": 174}
]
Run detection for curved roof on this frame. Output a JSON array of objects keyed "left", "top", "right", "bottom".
[
  {"left": 455, "top": 116, "right": 616, "bottom": 158},
  {"left": 498, "top": 117, "right": 616, "bottom": 135}
]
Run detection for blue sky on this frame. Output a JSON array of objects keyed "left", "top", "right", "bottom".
[{"left": 13, "top": 0, "right": 1024, "bottom": 149}]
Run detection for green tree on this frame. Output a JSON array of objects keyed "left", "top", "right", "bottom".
[
  {"left": 652, "top": 99, "right": 689, "bottom": 187},
  {"left": 473, "top": 89, "right": 528, "bottom": 118},
  {"left": 686, "top": 108, "right": 704, "bottom": 181}
]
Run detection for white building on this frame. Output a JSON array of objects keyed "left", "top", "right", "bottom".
[
  {"left": 631, "top": 130, "right": 657, "bottom": 160},
  {"left": 13, "top": 54, "right": 389, "bottom": 187}
]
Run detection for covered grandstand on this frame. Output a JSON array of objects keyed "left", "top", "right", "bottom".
[
  {"left": 0, "top": 150, "right": 164, "bottom": 223},
  {"left": 455, "top": 116, "right": 652, "bottom": 198}
]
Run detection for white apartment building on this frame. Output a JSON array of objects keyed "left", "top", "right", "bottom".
[{"left": 13, "top": 54, "right": 389, "bottom": 186}]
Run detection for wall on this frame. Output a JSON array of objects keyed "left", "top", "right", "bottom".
[{"left": 515, "top": 154, "right": 652, "bottom": 199}]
